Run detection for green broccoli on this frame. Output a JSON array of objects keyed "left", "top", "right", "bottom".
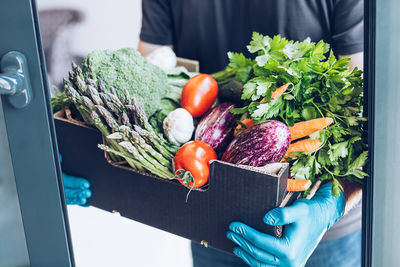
[{"left": 83, "top": 48, "right": 177, "bottom": 116}]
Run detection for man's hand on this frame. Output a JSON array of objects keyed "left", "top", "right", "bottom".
[
  {"left": 227, "top": 184, "right": 345, "bottom": 267},
  {"left": 62, "top": 172, "right": 92, "bottom": 206},
  {"left": 59, "top": 155, "right": 92, "bottom": 206}
]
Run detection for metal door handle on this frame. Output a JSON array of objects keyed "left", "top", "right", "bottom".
[{"left": 0, "top": 51, "right": 32, "bottom": 109}]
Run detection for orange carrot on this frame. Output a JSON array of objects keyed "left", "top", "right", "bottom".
[
  {"left": 282, "top": 138, "right": 323, "bottom": 160},
  {"left": 289, "top": 117, "right": 333, "bottom": 141},
  {"left": 260, "top": 83, "right": 293, "bottom": 103},
  {"left": 287, "top": 179, "right": 312, "bottom": 192},
  {"left": 234, "top": 118, "right": 255, "bottom": 136},
  {"left": 271, "top": 83, "right": 293, "bottom": 98}
]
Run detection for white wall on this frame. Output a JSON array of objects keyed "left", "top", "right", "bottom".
[
  {"left": 37, "top": 1, "right": 192, "bottom": 266},
  {"left": 38, "top": 0, "right": 142, "bottom": 56}
]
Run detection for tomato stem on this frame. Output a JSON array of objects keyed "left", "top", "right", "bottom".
[
  {"left": 174, "top": 169, "right": 196, "bottom": 202},
  {"left": 174, "top": 169, "right": 195, "bottom": 188}
]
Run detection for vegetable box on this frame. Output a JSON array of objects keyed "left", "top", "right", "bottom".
[{"left": 54, "top": 111, "right": 296, "bottom": 254}]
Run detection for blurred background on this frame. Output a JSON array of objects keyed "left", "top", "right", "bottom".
[{"left": 37, "top": 0, "right": 192, "bottom": 266}]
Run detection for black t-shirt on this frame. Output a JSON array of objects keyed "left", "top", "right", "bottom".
[{"left": 140, "top": 0, "right": 363, "bottom": 73}]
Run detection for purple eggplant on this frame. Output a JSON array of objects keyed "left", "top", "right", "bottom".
[
  {"left": 221, "top": 120, "right": 290, "bottom": 166},
  {"left": 195, "top": 102, "right": 240, "bottom": 152}
]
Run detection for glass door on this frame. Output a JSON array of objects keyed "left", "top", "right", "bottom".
[{"left": 0, "top": 0, "right": 73, "bottom": 266}]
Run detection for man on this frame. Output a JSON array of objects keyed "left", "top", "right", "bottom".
[{"left": 137, "top": 1, "right": 364, "bottom": 266}]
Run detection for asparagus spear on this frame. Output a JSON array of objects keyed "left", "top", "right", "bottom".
[
  {"left": 84, "top": 57, "right": 96, "bottom": 80},
  {"left": 81, "top": 96, "right": 95, "bottom": 111},
  {"left": 69, "top": 73, "right": 137, "bottom": 166},
  {"left": 108, "top": 128, "right": 172, "bottom": 171},
  {"left": 120, "top": 89, "right": 132, "bottom": 105},
  {"left": 65, "top": 71, "right": 141, "bottom": 168},
  {"left": 70, "top": 96, "right": 121, "bottom": 164},
  {"left": 118, "top": 141, "right": 173, "bottom": 178},
  {"left": 129, "top": 98, "right": 179, "bottom": 153},
  {"left": 98, "top": 144, "right": 135, "bottom": 167},
  {"left": 97, "top": 79, "right": 108, "bottom": 93},
  {"left": 94, "top": 104, "right": 156, "bottom": 171},
  {"left": 110, "top": 86, "right": 118, "bottom": 96},
  {"left": 94, "top": 105, "right": 120, "bottom": 132},
  {"left": 89, "top": 110, "right": 143, "bottom": 170},
  {"left": 98, "top": 90, "right": 132, "bottom": 128},
  {"left": 133, "top": 125, "right": 173, "bottom": 159},
  {"left": 86, "top": 78, "right": 97, "bottom": 89},
  {"left": 64, "top": 82, "right": 124, "bottom": 163},
  {"left": 125, "top": 98, "right": 154, "bottom": 133},
  {"left": 64, "top": 79, "right": 93, "bottom": 124},
  {"left": 87, "top": 85, "right": 103, "bottom": 106},
  {"left": 120, "top": 112, "right": 132, "bottom": 128},
  {"left": 120, "top": 140, "right": 172, "bottom": 176},
  {"left": 68, "top": 70, "right": 76, "bottom": 88},
  {"left": 119, "top": 126, "right": 171, "bottom": 167},
  {"left": 126, "top": 99, "right": 177, "bottom": 152},
  {"left": 99, "top": 92, "right": 120, "bottom": 116},
  {"left": 71, "top": 63, "right": 88, "bottom": 95},
  {"left": 105, "top": 91, "right": 125, "bottom": 111},
  {"left": 64, "top": 77, "right": 95, "bottom": 126},
  {"left": 63, "top": 79, "right": 80, "bottom": 100}
]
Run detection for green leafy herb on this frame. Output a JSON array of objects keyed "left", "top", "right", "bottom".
[{"left": 217, "top": 33, "right": 368, "bottom": 195}]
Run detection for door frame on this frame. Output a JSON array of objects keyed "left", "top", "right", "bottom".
[
  {"left": 362, "top": 0, "right": 375, "bottom": 265},
  {"left": 0, "top": 0, "right": 74, "bottom": 265}
]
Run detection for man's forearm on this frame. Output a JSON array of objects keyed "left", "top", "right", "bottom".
[
  {"left": 339, "top": 52, "right": 364, "bottom": 71},
  {"left": 337, "top": 178, "right": 362, "bottom": 214},
  {"left": 137, "top": 40, "right": 173, "bottom": 57}
]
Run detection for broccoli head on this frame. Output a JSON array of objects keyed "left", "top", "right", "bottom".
[{"left": 84, "top": 48, "right": 174, "bottom": 116}]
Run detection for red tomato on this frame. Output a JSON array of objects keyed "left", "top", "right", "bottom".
[
  {"left": 173, "top": 141, "right": 217, "bottom": 188},
  {"left": 181, "top": 74, "right": 218, "bottom": 117}
]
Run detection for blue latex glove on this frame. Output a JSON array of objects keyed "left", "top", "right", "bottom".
[
  {"left": 227, "top": 184, "right": 345, "bottom": 267},
  {"left": 59, "top": 155, "right": 92, "bottom": 206},
  {"left": 62, "top": 172, "right": 92, "bottom": 206}
]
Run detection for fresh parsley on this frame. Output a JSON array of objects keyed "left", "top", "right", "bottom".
[{"left": 215, "top": 33, "right": 368, "bottom": 196}]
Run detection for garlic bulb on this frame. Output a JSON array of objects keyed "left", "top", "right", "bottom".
[{"left": 163, "top": 108, "right": 194, "bottom": 145}]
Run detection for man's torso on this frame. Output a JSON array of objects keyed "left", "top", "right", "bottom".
[{"left": 169, "top": 0, "right": 336, "bottom": 73}]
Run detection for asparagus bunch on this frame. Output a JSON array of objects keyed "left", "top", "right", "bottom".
[{"left": 63, "top": 59, "right": 177, "bottom": 179}]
